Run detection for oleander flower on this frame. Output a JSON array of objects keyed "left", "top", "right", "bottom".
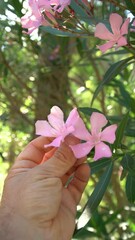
[
  {"left": 35, "top": 106, "right": 89, "bottom": 148},
  {"left": 70, "top": 112, "right": 117, "bottom": 160},
  {"left": 50, "top": 0, "right": 71, "bottom": 13},
  {"left": 21, "top": 0, "right": 52, "bottom": 34},
  {"left": 21, "top": 0, "right": 71, "bottom": 34},
  {"left": 95, "top": 13, "right": 130, "bottom": 53}
]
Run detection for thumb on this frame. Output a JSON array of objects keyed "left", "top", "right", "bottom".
[{"left": 39, "top": 142, "right": 77, "bottom": 178}]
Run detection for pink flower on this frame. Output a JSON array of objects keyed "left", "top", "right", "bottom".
[
  {"left": 95, "top": 13, "right": 130, "bottom": 53},
  {"left": 21, "top": 0, "right": 51, "bottom": 34},
  {"left": 35, "top": 106, "right": 89, "bottom": 148},
  {"left": 49, "top": 0, "right": 71, "bottom": 13},
  {"left": 21, "top": 0, "right": 71, "bottom": 34},
  {"left": 70, "top": 112, "right": 117, "bottom": 160}
]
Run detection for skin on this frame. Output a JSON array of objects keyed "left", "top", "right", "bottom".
[{"left": 0, "top": 136, "right": 90, "bottom": 240}]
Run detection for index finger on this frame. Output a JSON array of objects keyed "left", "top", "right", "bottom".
[{"left": 16, "top": 136, "right": 53, "bottom": 165}]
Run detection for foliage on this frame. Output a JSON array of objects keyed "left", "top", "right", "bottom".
[{"left": 0, "top": 0, "right": 135, "bottom": 239}]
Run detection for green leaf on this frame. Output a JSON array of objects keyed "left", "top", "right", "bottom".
[
  {"left": 76, "top": 162, "right": 113, "bottom": 230},
  {"left": 126, "top": 174, "right": 135, "bottom": 203},
  {"left": 114, "top": 112, "right": 129, "bottom": 149},
  {"left": 104, "top": 209, "right": 122, "bottom": 225},
  {"left": 70, "top": 0, "right": 93, "bottom": 25},
  {"left": 121, "top": 154, "right": 135, "bottom": 176},
  {"left": 73, "top": 228, "right": 97, "bottom": 238},
  {"left": 89, "top": 158, "right": 112, "bottom": 175},
  {"left": 76, "top": 38, "right": 87, "bottom": 57},
  {"left": 120, "top": 168, "right": 127, "bottom": 181},
  {"left": 89, "top": 209, "right": 108, "bottom": 235},
  {"left": 130, "top": 32, "right": 135, "bottom": 40},
  {"left": 79, "top": 107, "right": 102, "bottom": 116},
  {"left": 0, "top": 1, "right": 7, "bottom": 14},
  {"left": 41, "top": 26, "right": 86, "bottom": 37},
  {"left": 116, "top": 81, "right": 135, "bottom": 113},
  {"left": 9, "top": 0, "right": 23, "bottom": 17},
  {"left": 91, "top": 57, "right": 133, "bottom": 105}
]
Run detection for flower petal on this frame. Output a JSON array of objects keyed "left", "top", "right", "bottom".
[
  {"left": 98, "top": 41, "right": 115, "bottom": 53},
  {"left": 35, "top": 120, "right": 57, "bottom": 137},
  {"left": 38, "top": 0, "right": 51, "bottom": 10},
  {"left": 50, "top": 0, "right": 71, "bottom": 12},
  {"left": 29, "top": 0, "right": 41, "bottom": 17},
  {"left": 120, "top": 18, "right": 130, "bottom": 35},
  {"left": 70, "top": 142, "right": 94, "bottom": 158},
  {"left": 45, "top": 136, "right": 63, "bottom": 148},
  {"left": 90, "top": 112, "right": 108, "bottom": 135},
  {"left": 73, "top": 117, "right": 91, "bottom": 140},
  {"left": 101, "top": 124, "right": 117, "bottom": 143},
  {"left": 94, "top": 142, "right": 112, "bottom": 160},
  {"left": 48, "top": 106, "right": 64, "bottom": 130},
  {"left": 66, "top": 108, "right": 78, "bottom": 126},
  {"left": 109, "top": 13, "right": 123, "bottom": 35},
  {"left": 117, "top": 36, "right": 128, "bottom": 48},
  {"left": 66, "top": 108, "right": 90, "bottom": 140},
  {"left": 21, "top": 0, "right": 43, "bottom": 34},
  {"left": 95, "top": 23, "right": 113, "bottom": 40},
  {"left": 21, "top": 16, "right": 42, "bottom": 29}
]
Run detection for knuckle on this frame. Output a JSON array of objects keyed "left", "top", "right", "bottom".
[{"left": 55, "top": 144, "right": 75, "bottom": 163}]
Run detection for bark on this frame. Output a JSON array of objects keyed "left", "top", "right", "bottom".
[{"left": 35, "top": 35, "right": 70, "bottom": 120}]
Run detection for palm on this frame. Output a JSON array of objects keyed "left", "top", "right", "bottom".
[{"left": 51, "top": 188, "right": 77, "bottom": 239}]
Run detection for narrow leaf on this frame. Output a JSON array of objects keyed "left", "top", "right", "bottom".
[
  {"left": 79, "top": 107, "right": 102, "bottom": 116},
  {"left": 70, "top": 0, "right": 93, "bottom": 25},
  {"left": 89, "top": 158, "right": 112, "bottom": 175},
  {"left": 76, "top": 162, "right": 113, "bottom": 230},
  {"left": 114, "top": 112, "right": 129, "bottom": 149},
  {"left": 121, "top": 154, "right": 135, "bottom": 176},
  {"left": 91, "top": 57, "right": 133, "bottom": 105},
  {"left": 126, "top": 174, "right": 135, "bottom": 203},
  {"left": 41, "top": 26, "right": 85, "bottom": 37}
]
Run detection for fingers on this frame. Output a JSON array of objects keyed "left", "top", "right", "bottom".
[
  {"left": 14, "top": 135, "right": 82, "bottom": 177},
  {"left": 16, "top": 137, "right": 53, "bottom": 166},
  {"left": 40, "top": 142, "right": 77, "bottom": 178},
  {"left": 68, "top": 163, "right": 90, "bottom": 205},
  {"left": 61, "top": 156, "right": 87, "bottom": 186},
  {"left": 41, "top": 147, "right": 57, "bottom": 164}
]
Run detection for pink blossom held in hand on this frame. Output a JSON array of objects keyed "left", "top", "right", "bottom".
[
  {"left": 71, "top": 112, "right": 117, "bottom": 160},
  {"left": 35, "top": 106, "right": 89, "bottom": 148},
  {"left": 95, "top": 13, "right": 130, "bottom": 53}
]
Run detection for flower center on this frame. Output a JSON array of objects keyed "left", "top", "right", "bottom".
[
  {"left": 60, "top": 125, "right": 74, "bottom": 139},
  {"left": 113, "top": 33, "right": 121, "bottom": 41},
  {"left": 92, "top": 133, "right": 101, "bottom": 145}
]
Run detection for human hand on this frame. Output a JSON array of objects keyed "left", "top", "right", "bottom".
[{"left": 0, "top": 136, "right": 90, "bottom": 240}]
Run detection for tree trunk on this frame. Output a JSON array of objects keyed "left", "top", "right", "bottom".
[{"left": 35, "top": 34, "right": 70, "bottom": 120}]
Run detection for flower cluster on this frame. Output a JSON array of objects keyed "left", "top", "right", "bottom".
[
  {"left": 21, "top": 0, "right": 71, "bottom": 34},
  {"left": 35, "top": 106, "right": 117, "bottom": 160},
  {"left": 21, "top": 2, "right": 131, "bottom": 53}
]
